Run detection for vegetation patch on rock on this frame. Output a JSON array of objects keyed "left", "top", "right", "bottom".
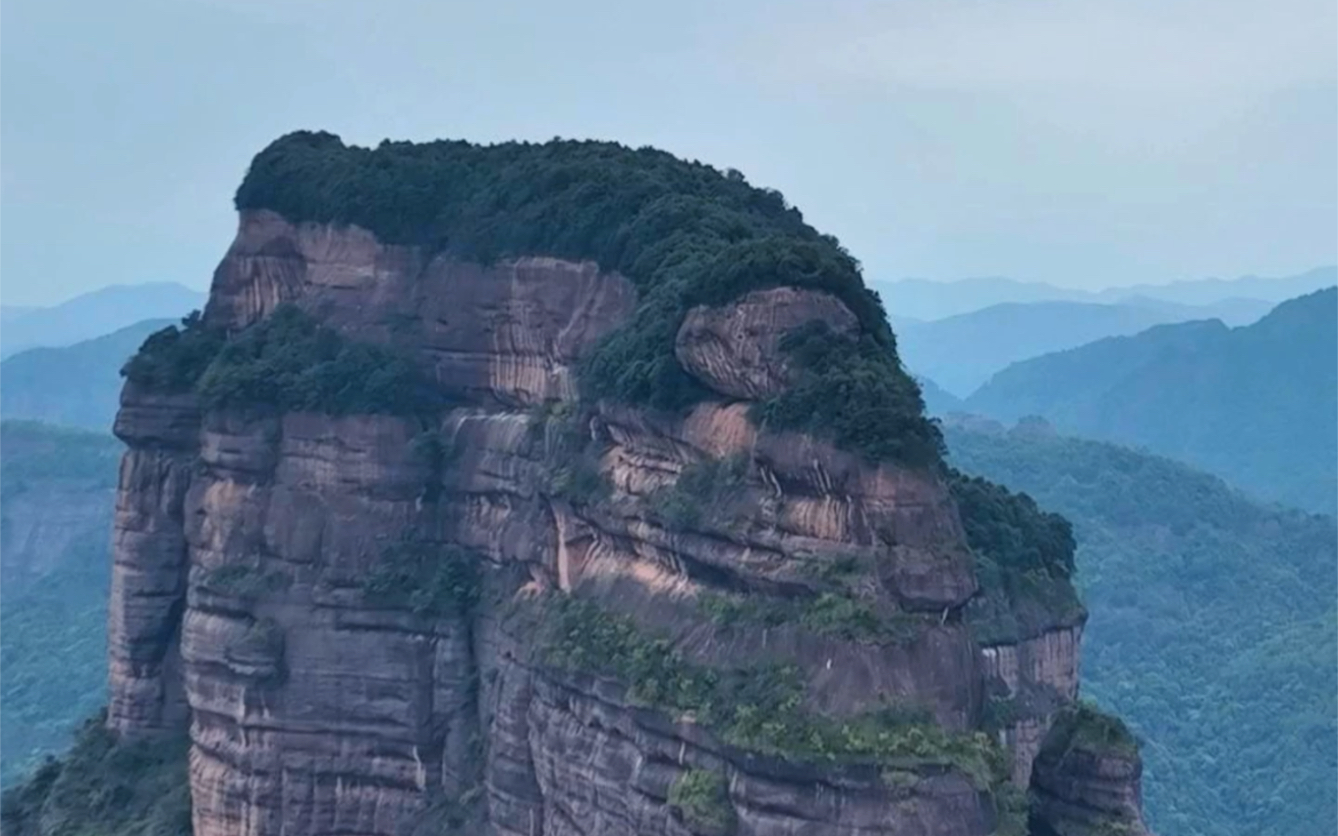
[
  {"left": 542, "top": 596, "right": 1008, "bottom": 787},
  {"left": 1042, "top": 702, "right": 1140, "bottom": 760},
  {"left": 668, "top": 769, "right": 736, "bottom": 835},
  {"left": 123, "top": 305, "right": 444, "bottom": 417},
  {"left": 949, "top": 470, "right": 1085, "bottom": 644},
  {"left": 648, "top": 453, "right": 749, "bottom": 530},
  {"left": 231, "top": 131, "right": 942, "bottom": 468},
  {"left": 362, "top": 539, "right": 481, "bottom": 618}
]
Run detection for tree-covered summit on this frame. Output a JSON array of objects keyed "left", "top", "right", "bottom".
[{"left": 230, "top": 131, "right": 942, "bottom": 466}]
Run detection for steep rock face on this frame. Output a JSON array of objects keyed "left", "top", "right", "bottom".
[
  {"left": 205, "top": 209, "right": 637, "bottom": 406},
  {"left": 108, "top": 386, "right": 199, "bottom": 735},
  {"left": 108, "top": 210, "right": 1132, "bottom": 836},
  {"left": 1029, "top": 723, "right": 1150, "bottom": 836},
  {"left": 980, "top": 628, "right": 1081, "bottom": 786}
]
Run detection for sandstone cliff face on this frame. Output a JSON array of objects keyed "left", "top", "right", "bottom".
[
  {"left": 108, "top": 210, "right": 1143, "bottom": 836},
  {"left": 1029, "top": 716, "right": 1151, "bottom": 836}
]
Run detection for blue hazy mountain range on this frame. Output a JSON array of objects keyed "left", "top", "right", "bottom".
[
  {"left": 874, "top": 265, "right": 1335, "bottom": 321},
  {"left": 893, "top": 296, "right": 1275, "bottom": 396},
  {"left": 0, "top": 282, "right": 203, "bottom": 359},
  {"left": 1, "top": 318, "right": 174, "bottom": 431},
  {"left": 963, "top": 287, "right": 1337, "bottom": 514}
]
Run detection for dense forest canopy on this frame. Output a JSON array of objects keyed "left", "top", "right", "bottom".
[
  {"left": 221, "top": 131, "right": 942, "bottom": 466},
  {"left": 0, "top": 422, "right": 120, "bottom": 786},
  {"left": 946, "top": 419, "right": 1337, "bottom": 836}
]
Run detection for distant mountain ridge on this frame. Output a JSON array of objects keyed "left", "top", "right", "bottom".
[
  {"left": 1, "top": 318, "right": 175, "bottom": 431},
  {"left": 896, "top": 298, "right": 1273, "bottom": 396},
  {"left": 875, "top": 265, "right": 1335, "bottom": 320},
  {"left": 0, "top": 282, "right": 203, "bottom": 359},
  {"left": 966, "top": 287, "right": 1338, "bottom": 513}
]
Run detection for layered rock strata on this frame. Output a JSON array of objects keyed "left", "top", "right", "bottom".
[{"left": 108, "top": 209, "right": 1147, "bottom": 836}]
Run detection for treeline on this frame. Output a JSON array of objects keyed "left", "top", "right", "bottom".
[{"left": 228, "top": 132, "right": 941, "bottom": 466}]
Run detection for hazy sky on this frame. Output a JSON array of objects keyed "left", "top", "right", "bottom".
[{"left": 3, "top": 0, "right": 1335, "bottom": 306}]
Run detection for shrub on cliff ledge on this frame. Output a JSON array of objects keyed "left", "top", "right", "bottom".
[
  {"left": 233, "top": 131, "right": 941, "bottom": 468},
  {"left": 950, "top": 470, "right": 1084, "bottom": 645},
  {"left": 124, "top": 304, "right": 444, "bottom": 416},
  {"left": 758, "top": 321, "right": 945, "bottom": 467},
  {"left": 362, "top": 540, "right": 480, "bottom": 617},
  {"left": 542, "top": 596, "right": 1008, "bottom": 786},
  {"left": 197, "top": 305, "right": 443, "bottom": 415},
  {"left": 1043, "top": 701, "right": 1140, "bottom": 760},
  {"left": 121, "top": 310, "right": 225, "bottom": 393},
  {"left": 668, "top": 769, "right": 736, "bottom": 835}
]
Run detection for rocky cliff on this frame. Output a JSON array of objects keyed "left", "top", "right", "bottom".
[{"left": 93, "top": 134, "right": 1149, "bottom": 836}]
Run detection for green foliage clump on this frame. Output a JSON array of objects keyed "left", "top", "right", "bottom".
[
  {"left": 649, "top": 453, "right": 748, "bottom": 530},
  {"left": 200, "top": 563, "right": 289, "bottom": 600},
  {"left": 1042, "top": 702, "right": 1139, "bottom": 760},
  {"left": 949, "top": 470, "right": 1075, "bottom": 580},
  {"left": 949, "top": 468, "right": 1084, "bottom": 644},
  {"left": 980, "top": 696, "right": 1020, "bottom": 734},
  {"left": 528, "top": 401, "right": 610, "bottom": 506},
  {"left": 0, "top": 713, "right": 191, "bottom": 836},
  {"left": 797, "top": 592, "right": 884, "bottom": 641},
  {"left": 196, "top": 305, "right": 443, "bottom": 415},
  {"left": 233, "top": 131, "right": 940, "bottom": 468},
  {"left": 667, "top": 769, "right": 736, "bottom": 835},
  {"left": 548, "top": 457, "right": 610, "bottom": 506},
  {"left": 993, "top": 784, "right": 1031, "bottom": 836},
  {"left": 543, "top": 596, "right": 1007, "bottom": 785},
  {"left": 947, "top": 421, "right": 1338, "bottom": 836},
  {"left": 122, "top": 305, "right": 445, "bottom": 418},
  {"left": 755, "top": 321, "right": 944, "bottom": 467},
  {"left": 699, "top": 589, "right": 922, "bottom": 645},
  {"left": 361, "top": 540, "right": 480, "bottom": 617},
  {"left": 120, "top": 311, "right": 225, "bottom": 394}
]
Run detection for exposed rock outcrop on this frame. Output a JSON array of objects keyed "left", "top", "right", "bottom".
[
  {"left": 106, "top": 197, "right": 1146, "bottom": 836},
  {"left": 675, "top": 287, "right": 858, "bottom": 400},
  {"left": 1028, "top": 707, "right": 1151, "bottom": 836}
]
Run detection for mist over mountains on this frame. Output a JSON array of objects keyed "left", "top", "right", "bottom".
[
  {"left": 1, "top": 319, "right": 175, "bottom": 430},
  {"left": 895, "top": 298, "right": 1272, "bottom": 396},
  {"left": 964, "top": 287, "right": 1337, "bottom": 514},
  {"left": 875, "top": 265, "right": 1336, "bottom": 321},
  {"left": 0, "top": 283, "right": 203, "bottom": 359}
]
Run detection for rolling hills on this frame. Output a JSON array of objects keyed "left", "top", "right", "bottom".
[
  {"left": 945, "top": 417, "right": 1337, "bottom": 836},
  {"left": 0, "top": 318, "right": 174, "bottom": 431},
  {"left": 965, "top": 287, "right": 1337, "bottom": 513}
]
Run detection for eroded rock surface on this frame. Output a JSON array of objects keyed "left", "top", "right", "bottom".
[
  {"left": 1029, "top": 717, "right": 1151, "bottom": 836},
  {"left": 675, "top": 287, "right": 858, "bottom": 400},
  {"left": 108, "top": 211, "right": 1140, "bottom": 836}
]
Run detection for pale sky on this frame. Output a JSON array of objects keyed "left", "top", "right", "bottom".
[{"left": 2, "top": 0, "right": 1335, "bottom": 306}]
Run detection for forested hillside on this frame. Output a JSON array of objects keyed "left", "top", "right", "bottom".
[
  {"left": 965, "top": 287, "right": 1338, "bottom": 513},
  {"left": 896, "top": 300, "right": 1251, "bottom": 396},
  {"left": 0, "top": 319, "right": 172, "bottom": 431},
  {"left": 0, "top": 422, "right": 120, "bottom": 785},
  {"left": 946, "top": 418, "right": 1337, "bottom": 836}
]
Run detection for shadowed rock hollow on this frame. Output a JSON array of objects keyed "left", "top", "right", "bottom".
[{"left": 95, "top": 133, "right": 1150, "bottom": 836}]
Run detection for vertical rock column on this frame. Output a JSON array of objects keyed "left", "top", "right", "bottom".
[{"left": 107, "top": 384, "right": 201, "bottom": 736}]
